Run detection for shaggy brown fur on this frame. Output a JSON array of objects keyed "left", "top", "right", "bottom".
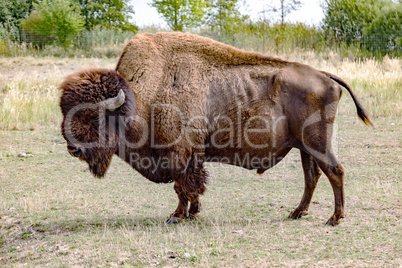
[
  {"left": 60, "top": 69, "right": 135, "bottom": 178},
  {"left": 60, "top": 32, "right": 372, "bottom": 225}
]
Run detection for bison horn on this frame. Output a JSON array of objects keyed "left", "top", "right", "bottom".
[{"left": 98, "top": 89, "right": 125, "bottom": 110}]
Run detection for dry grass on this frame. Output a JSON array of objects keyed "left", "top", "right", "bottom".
[
  {"left": 0, "top": 54, "right": 401, "bottom": 267},
  {"left": 0, "top": 55, "right": 400, "bottom": 131},
  {"left": 0, "top": 117, "right": 400, "bottom": 267},
  {"left": 0, "top": 57, "right": 116, "bottom": 130}
]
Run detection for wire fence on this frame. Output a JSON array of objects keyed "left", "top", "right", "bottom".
[{"left": 1, "top": 27, "right": 401, "bottom": 59}]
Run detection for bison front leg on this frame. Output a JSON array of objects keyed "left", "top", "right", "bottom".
[
  {"left": 166, "top": 157, "right": 208, "bottom": 224},
  {"left": 188, "top": 198, "right": 202, "bottom": 219},
  {"left": 289, "top": 150, "right": 322, "bottom": 219},
  {"left": 166, "top": 181, "right": 190, "bottom": 224},
  {"left": 166, "top": 182, "right": 204, "bottom": 224}
]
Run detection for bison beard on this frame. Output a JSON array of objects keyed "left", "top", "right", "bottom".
[
  {"left": 89, "top": 162, "right": 107, "bottom": 178},
  {"left": 59, "top": 32, "right": 373, "bottom": 226},
  {"left": 65, "top": 141, "right": 115, "bottom": 178},
  {"left": 88, "top": 152, "right": 113, "bottom": 178}
]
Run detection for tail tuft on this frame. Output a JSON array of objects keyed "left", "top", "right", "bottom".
[
  {"left": 322, "top": 71, "right": 373, "bottom": 127},
  {"left": 357, "top": 107, "right": 374, "bottom": 127}
]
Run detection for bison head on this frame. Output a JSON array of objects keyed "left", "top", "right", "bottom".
[{"left": 60, "top": 68, "right": 136, "bottom": 177}]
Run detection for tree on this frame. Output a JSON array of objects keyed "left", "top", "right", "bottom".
[
  {"left": 365, "top": 4, "right": 402, "bottom": 56},
  {"left": 264, "top": 0, "right": 303, "bottom": 26},
  {"left": 207, "top": 0, "right": 248, "bottom": 38},
  {"left": 150, "top": 0, "right": 211, "bottom": 31},
  {"left": 0, "top": 0, "right": 35, "bottom": 28},
  {"left": 74, "top": 0, "right": 137, "bottom": 32},
  {"left": 19, "top": 0, "right": 85, "bottom": 48},
  {"left": 321, "top": 0, "right": 386, "bottom": 44}
]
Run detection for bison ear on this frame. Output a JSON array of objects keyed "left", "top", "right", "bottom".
[{"left": 98, "top": 89, "right": 125, "bottom": 110}]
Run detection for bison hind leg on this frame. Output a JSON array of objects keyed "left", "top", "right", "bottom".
[
  {"left": 289, "top": 150, "right": 322, "bottom": 220},
  {"left": 290, "top": 148, "right": 345, "bottom": 226}
]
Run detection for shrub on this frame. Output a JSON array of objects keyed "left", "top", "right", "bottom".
[
  {"left": 19, "top": 0, "right": 84, "bottom": 48},
  {"left": 364, "top": 6, "right": 402, "bottom": 57}
]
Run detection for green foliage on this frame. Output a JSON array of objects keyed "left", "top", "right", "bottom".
[
  {"left": 207, "top": 0, "right": 248, "bottom": 38},
  {"left": 239, "top": 21, "right": 326, "bottom": 54},
  {"left": 0, "top": 39, "right": 7, "bottom": 56},
  {"left": 321, "top": 0, "right": 385, "bottom": 44},
  {"left": 74, "top": 0, "right": 138, "bottom": 32},
  {"left": 19, "top": 0, "right": 85, "bottom": 48},
  {"left": 151, "top": 0, "right": 211, "bottom": 31},
  {"left": 364, "top": 4, "right": 402, "bottom": 57},
  {"left": 1, "top": 0, "right": 400, "bottom": 58},
  {"left": 0, "top": 0, "right": 34, "bottom": 28},
  {"left": 322, "top": 0, "right": 401, "bottom": 56}
]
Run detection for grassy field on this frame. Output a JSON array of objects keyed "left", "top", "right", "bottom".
[{"left": 0, "top": 55, "right": 401, "bottom": 267}]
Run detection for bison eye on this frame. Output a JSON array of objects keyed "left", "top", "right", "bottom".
[
  {"left": 91, "top": 116, "right": 101, "bottom": 127},
  {"left": 68, "top": 145, "right": 84, "bottom": 158}
]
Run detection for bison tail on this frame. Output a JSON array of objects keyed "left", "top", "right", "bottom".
[{"left": 322, "top": 71, "right": 373, "bottom": 127}]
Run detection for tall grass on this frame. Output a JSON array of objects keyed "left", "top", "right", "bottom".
[
  {"left": 337, "top": 58, "right": 402, "bottom": 118},
  {"left": 0, "top": 55, "right": 400, "bottom": 131},
  {"left": 0, "top": 78, "right": 61, "bottom": 130},
  {"left": 0, "top": 27, "right": 167, "bottom": 58},
  {"left": 0, "top": 39, "right": 128, "bottom": 58},
  {"left": 1, "top": 24, "right": 400, "bottom": 59},
  {"left": 0, "top": 29, "right": 133, "bottom": 58},
  {"left": 0, "top": 57, "right": 117, "bottom": 130}
]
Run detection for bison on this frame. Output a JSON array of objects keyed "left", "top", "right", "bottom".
[{"left": 60, "top": 32, "right": 372, "bottom": 226}]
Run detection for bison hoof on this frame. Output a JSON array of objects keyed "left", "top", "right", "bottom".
[
  {"left": 325, "top": 217, "right": 341, "bottom": 226},
  {"left": 186, "top": 214, "right": 198, "bottom": 220},
  {"left": 325, "top": 219, "right": 338, "bottom": 226},
  {"left": 325, "top": 213, "right": 344, "bottom": 226},
  {"left": 288, "top": 209, "right": 309, "bottom": 219},
  {"left": 165, "top": 216, "right": 183, "bottom": 224}
]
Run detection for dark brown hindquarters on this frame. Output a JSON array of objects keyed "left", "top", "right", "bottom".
[{"left": 321, "top": 71, "right": 373, "bottom": 126}]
